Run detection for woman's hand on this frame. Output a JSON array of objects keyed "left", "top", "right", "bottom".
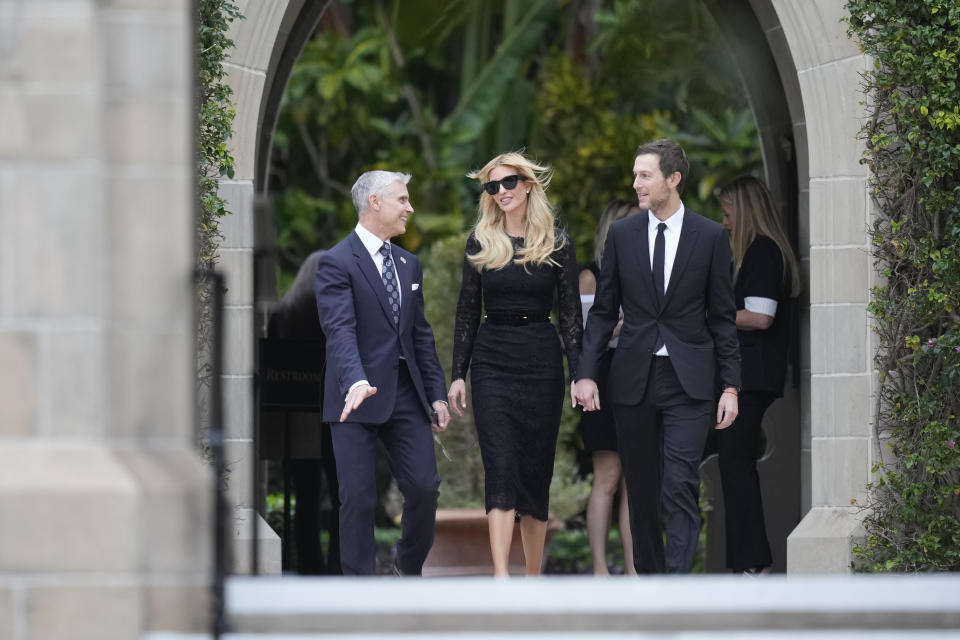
[
  {"left": 612, "top": 310, "right": 625, "bottom": 338},
  {"left": 447, "top": 378, "right": 467, "bottom": 417}
]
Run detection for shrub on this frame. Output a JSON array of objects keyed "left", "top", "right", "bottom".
[{"left": 845, "top": 0, "right": 960, "bottom": 571}]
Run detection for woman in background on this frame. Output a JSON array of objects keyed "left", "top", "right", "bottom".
[
  {"left": 713, "top": 176, "right": 801, "bottom": 574},
  {"left": 579, "top": 199, "right": 641, "bottom": 575},
  {"left": 448, "top": 151, "right": 582, "bottom": 576}
]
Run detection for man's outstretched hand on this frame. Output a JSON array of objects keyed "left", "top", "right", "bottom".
[{"left": 341, "top": 383, "right": 377, "bottom": 422}]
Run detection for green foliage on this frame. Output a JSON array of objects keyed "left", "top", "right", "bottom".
[
  {"left": 845, "top": 0, "right": 960, "bottom": 572},
  {"left": 197, "top": 0, "right": 241, "bottom": 270},
  {"left": 543, "top": 527, "right": 599, "bottom": 574},
  {"left": 534, "top": 0, "right": 761, "bottom": 263},
  {"left": 544, "top": 525, "right": 706, "bottom": 574},
  {"left": 440, "top": 0, "right": 558, "bottom": 169},
  {"left": 551, "top": 397, "right": 592, "bottom": 521},
  {"left": 535, "top": 52, "right": 664, "bottom": 257},
  {"left": 196, "top": 0, "right": 241, "bottom": 415},
  {"left": 271, "top": 1, "right": 761, "bottom": 516},
  {"left": 422, "top": 233, "right": 486, "bottom": 509},
  {"left": 271, "top": 0, "right": 761, "bottom": 279}
]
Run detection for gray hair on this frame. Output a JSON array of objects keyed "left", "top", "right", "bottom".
[{"left": 351, "top": 170, "right": 411, "bottom": 215}]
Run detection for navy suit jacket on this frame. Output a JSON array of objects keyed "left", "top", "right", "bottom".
[
  {"left": 314, "top": 231, "right": 447, "bottom": 424},
  {"left": 579, "top": 209, "right": 741, "bottom": 403}
]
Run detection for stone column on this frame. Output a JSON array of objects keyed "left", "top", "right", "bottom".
[
  {"left": 772, "top": 0, "right": 874, "bottom": 572},
  {"left": 217, "top": 0, "right": 291, "bottom": 575},
  {"left": 0, "top": 1, "right": 210, "bottom": 637}
]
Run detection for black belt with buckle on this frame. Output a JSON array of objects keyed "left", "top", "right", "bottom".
[{"left": 484, "top": 310, "right": 551, "bottom": 326}]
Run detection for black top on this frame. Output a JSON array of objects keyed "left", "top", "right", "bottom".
[
  {"left": 735, "top": 235, "right": 793, "bottom": 396},
  {"left": 452, "top": 231, "right": 582, "bottom": 382}
]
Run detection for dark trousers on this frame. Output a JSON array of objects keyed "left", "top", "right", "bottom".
[
  {"left": 331, "top": 362, "right": 440, "bottom": 575},
  {"left": 613, "top": 357, "right": 712, "bottom": 573},
  {"left": 705, "top": 390, "right": 775, "bottom": 572}
]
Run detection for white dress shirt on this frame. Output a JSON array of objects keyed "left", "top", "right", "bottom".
[
  {"left": 355, "top": 222, "right": 401, "bottom": 307},
  {"left": 648, "top": 204, "right": 684, "bottom": 356},
  {"left": 347, "top": 222, "right": 403, "bottom": 396}
]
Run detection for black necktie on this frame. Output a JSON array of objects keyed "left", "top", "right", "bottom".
[
  {"left": 652, "top": 222, "right": 666, "bottom": 305},
  {"left": 379, "top": 242, "right": 400, "bottom": 324}
]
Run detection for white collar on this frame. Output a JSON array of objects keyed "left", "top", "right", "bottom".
[
  {"left": 355, "top": 221, "right": 389, "bottom": 257},
  {"left": 648, "top": 203, "right": 684, "bottom": 232}
]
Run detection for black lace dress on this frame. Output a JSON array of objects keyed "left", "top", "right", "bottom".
[{"left": 452, "top": 231, "right": 582, "bottom": 521}]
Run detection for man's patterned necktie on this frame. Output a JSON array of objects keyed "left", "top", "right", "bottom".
[{"left": 379, "top": 242, "right": 400, "bottom": 324}]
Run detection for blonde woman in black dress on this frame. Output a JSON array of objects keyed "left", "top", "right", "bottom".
[{"left": 448, "top": 152, "right": 582, "bottom": 576}]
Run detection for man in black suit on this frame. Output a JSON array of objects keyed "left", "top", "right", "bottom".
[
  {"left": 315, "top": 170, "right": 449, "bottom": 575},
  {"left": 572, "top": 139, "right": 740, "bottom": 573}
]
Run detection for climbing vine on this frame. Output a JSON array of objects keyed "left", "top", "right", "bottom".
[
  {"left": 197, "top": 0, "right": 241, "bottom": 422},
  {"left": 845, "top": 0, "right": 960, "bottom": 571}
]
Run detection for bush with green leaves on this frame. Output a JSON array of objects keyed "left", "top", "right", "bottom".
[
  {"left": 271, "top": 0, "right": 761, "bottom": 284},
  {"left": 845, "top": 0, "right": 960, "bottom": 572},
  {"left": 270, "top": 0, "right": 762, "bottom": 521}
]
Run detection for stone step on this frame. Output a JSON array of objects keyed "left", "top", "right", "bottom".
[
  {"left": 146, "top": 633, "right": 960, "bottom": 640},
  {"left": 163, "top": 574, "right": 960, "bottom": 636}
]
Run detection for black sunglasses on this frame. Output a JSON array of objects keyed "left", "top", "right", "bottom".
[{"left": 482, "top": 174, "right": 527, "bottom": 195}]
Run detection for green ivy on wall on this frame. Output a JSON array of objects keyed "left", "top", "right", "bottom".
[
  {"left": 197, "top": 0, "right": 240, "bottom": 271},
  {"left": 845, "top": 0, "right": 960, "bottom": 571},
  {"left": 197, "top": 0, "right": 241, "bottom": 419}
]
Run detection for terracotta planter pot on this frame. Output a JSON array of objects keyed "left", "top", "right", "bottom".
[{"left": 422, "top": 508, "right": 564, "bottom": 577}]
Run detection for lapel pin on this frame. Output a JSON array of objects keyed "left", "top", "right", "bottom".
[{"left": 399, "top": 256, "right": 406, "bottom": 264}]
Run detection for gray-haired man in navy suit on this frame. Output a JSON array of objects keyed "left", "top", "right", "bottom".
[{"left": 315, "top": 170, "right": 449, "bottom": 575}]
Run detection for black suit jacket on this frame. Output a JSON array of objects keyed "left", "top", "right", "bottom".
[
  {"left": 579, "top": 209, "right": 740, "bottom": 403},
  {"left": 314, "top": 231, "right": 447, "bottom": 424}
]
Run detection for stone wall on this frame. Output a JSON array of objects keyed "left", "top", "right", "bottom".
[
  {"left": 0, "top": 1, "right": 210, "bottom": 637},
  {"left": 770, "top": 0, "right": 874, "bottom": 571},
  {"left": 216, "top": 0, "right": 297, "bottom": 574}
]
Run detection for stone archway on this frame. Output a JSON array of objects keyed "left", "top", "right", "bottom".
[
  {"left": 768, "top": 0, "right": 874, "bottom": 571},
  {"left": 212, "top": 0, "right": 327, "bottom": 573},
  {"left": 219, "top": 0, "right": 875, "bottom": 573},
  {"left": 699, "top": 0, "right": 803, "bottom": 574}
]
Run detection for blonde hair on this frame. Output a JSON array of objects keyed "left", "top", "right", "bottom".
[
  {"left": 594, "top": 199, "right": 638, "bottom": 268},
  {"left": 716, "top": 176, "right": 801, "bottom": 297},
  {"left": 466, "top": 151, "right": 563, "bottom": 270}
]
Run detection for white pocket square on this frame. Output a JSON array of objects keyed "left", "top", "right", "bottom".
[{"left": 411, "top": 283, "right": 420, "bottom": 291}]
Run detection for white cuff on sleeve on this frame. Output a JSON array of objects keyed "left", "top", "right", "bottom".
[
  {"left": 744, "top": 296, "right": 777, "bottom": 317},
  {"left": 345, "top": 379, "right": 370, "bottom": 400}
]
